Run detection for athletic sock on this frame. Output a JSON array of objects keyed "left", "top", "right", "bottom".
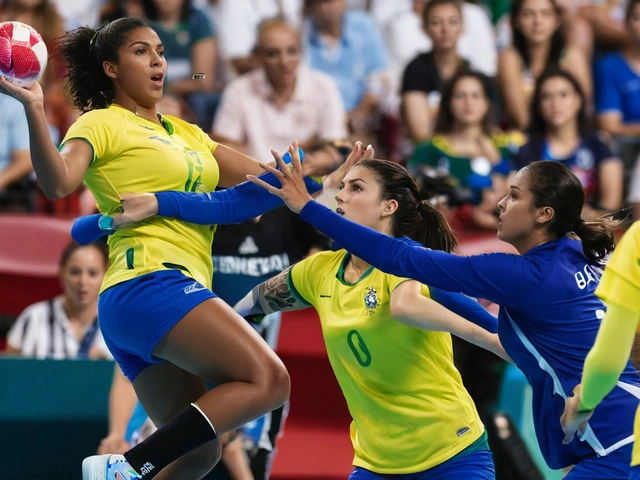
[{"left": 124, "top": 403, "right": 218, "bottom": 478}]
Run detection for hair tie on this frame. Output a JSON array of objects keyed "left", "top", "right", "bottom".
[{"left": 89, "top": 27, "right": 103, "bottom": 54}]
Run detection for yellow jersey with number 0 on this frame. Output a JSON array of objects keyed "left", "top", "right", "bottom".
[{"left": 289, "top": 249, "right": 484, "bottom": 474}]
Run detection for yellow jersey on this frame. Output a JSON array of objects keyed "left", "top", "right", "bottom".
[
  {"left": 595, "top": 221, "right": 640, "bottom": 465},
  {"left": 61, "top": 104, "right": 220, "bottom": 292},
  {"left": 290, "top": 250, "right": 484, "bottom": 474}
]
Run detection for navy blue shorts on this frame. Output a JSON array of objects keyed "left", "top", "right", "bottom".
[
  {"left": 98, "top": 270, "right": 216, "bottom": 381},
  {"left": 348, "top": 450, "right": 495, "bottom": 479},
  {"left": 564, "top": 443, "right": 632, "bottom": 480}
]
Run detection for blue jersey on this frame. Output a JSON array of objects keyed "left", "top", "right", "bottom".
[
  {"left": 300, "top": 201, "right": 640, "bottom": 470},
  {"left": 595, "top": 53, "right": 640, "bottom": 123}
]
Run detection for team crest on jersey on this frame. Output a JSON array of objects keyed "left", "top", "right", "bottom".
[{"left": 364, "top": 286, "right": 378, "bottom": 313}]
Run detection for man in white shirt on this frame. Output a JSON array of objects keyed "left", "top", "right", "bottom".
[
  {"left": 214, "top": 0, "right": 303, "bottom": 76},
  {"left": 212, "top": 18, "right": 348, "bottom": 174}
]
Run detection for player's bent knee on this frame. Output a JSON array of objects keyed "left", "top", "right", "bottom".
[{"left": 263, "top": 358, "right": 291, "bottom": 408}]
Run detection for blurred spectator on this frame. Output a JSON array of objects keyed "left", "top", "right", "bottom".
[
  {"left": 213, "top": 0, "right": 303, "bottom": 76},
  {"left": 302, "top": 0, "right": 389, "bottom": 140},
  {"left": 212, "top": 18, "right": 348, "bottom": 175},
  {"left": 0, "top": 0, "right": 66, "bottom": 89},
  {"left": 577, "top": 0, "right": 631, "bottom": 53},
  {"left": 386, "top": 0, "right": 497, "bottom": 79},
  {"left": 408, "top": 70, "right": 523, "bottom": 230},
  {"left": 5, "top": 242, "right": 112, "bottom": 360},
  {"left": 628, "top": 155, "right": 640, "bottom": 220},
  {"left": 99, "top": 0, "right": 145, "bottom": 23},
  {"left": 142, "top": 0, "right": 219, "bottom": 128},
  {"left": 515, "top": 69, "right": 623, "bottom": 220},
  {"left": 0, "top": 95, "right": 34, "bottom": 212},
  {"left": 595, "top": 0, "right": 640, "bottom": 139},
  {"left": 400, "top": 0, "right": 467, "bottom": 144},
  {"left": 51, "top": 0, "right": 106, "bottom": 28},
  {"left": 496, "top": 0, "right": 592, "bottom": 131}
]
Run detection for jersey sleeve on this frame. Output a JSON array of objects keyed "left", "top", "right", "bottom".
[
  {"left": 189, "top": 7, "right": 215, "bottom": 43},
  {"left": 289, "top": 255, "right": 321, "bottom": 307},
  {"left": 594, "top": 56, "right": 622, "bottom": 114},
  {"left": 596, "top": 221, "right": 640, "bottom": 314},
  {"left": 300, "top": 200, "right": 538, "bottom": 308},
  {"left": 60, "top": 110, "right": 125, "bottom": 165},
  {"left": 6, "top": 304, "right": 36, "bottom": 352},
  {"left": 387, "top": 274, "right": 417, "bottom": 294},
  {"left": 401, "top": 56, "right": 430, "bottom": 94}
]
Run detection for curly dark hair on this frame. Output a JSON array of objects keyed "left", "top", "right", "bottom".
[{"left": 56, "top": 17, "right": 151, "bottom": 112}]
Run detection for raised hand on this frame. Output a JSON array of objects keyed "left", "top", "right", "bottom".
[
  {"left": 322, "top": 141, "right": 374, "bottom": 190},
  {"left": 247, "top": 141, "right": 313, "bottom": 214},
  {"left": 111, "top": 192, "right": 160, "bottom": 228},
  {"left": 560, "top": 384, "right": 593, "bottom": 444},
  {"left": 0, "top": 76, "right": 44, "bottom": 106}
]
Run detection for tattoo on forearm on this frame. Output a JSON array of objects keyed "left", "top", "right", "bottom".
[{"left": 259, "top": 267, "right": 304, "bottom": 313}]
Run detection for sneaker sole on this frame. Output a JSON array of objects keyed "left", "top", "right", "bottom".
[{"left": 82, "top": 454, "right": 109, "bottom": 480}]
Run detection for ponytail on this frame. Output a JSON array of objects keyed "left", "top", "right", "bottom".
[
  {"left": 356, "top": 159, "right": 458, "bottom": 253},
  {"left": 574, "top": 208, "right": 632, "bottom": 263},
  {"left": 57, "top": 18, "right": 150, "bottom": 112},
  {"left": 414, "top": 201, "right": 458, "bottom": 253}
]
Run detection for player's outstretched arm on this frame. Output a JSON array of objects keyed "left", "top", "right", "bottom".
[
  {"left": 234, "top": 266, "right": 310, "bottom": 323},
  {"left": 390, "top": 281, "right": 512, "bottom": 363},
  {"left": 70, "top": 151, "right": 324, "bottom": 244}
]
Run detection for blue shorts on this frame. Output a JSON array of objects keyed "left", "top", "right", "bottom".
[
  {"left": 630, "top": 464, "right": 640, "bottom": 480},
  {"left": 564, "top": 443, "right": 632, "bottom": 480},
  {"left": 99, "top": 270, "right": 216, "bottom": 381},
  {"left": 348, "top": 450, "right": 495, "bottom": 480}
]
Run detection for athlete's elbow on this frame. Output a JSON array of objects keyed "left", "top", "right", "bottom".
[{"left": 38, "top": 181, "right": 75, "bottom": 200}]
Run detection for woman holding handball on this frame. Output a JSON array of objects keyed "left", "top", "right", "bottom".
[
  {"left": 0, "top": 17, "right": 320, "bottom": 480},
  {"left": 251, "top": 151, "right": 640, "bottom": 479}
]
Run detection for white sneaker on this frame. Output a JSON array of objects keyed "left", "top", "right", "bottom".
[{"left": 82, "top": 454, "right": 141, "bottom": 480}]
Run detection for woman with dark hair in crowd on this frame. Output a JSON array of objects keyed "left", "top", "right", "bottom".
[
  {"left": 515, "top": 69, "right": 623, "bottom": 220},
  {"left": 401, "top": 0, "right": 467, "bottom": 143},
  {"left": 408, "top": 70, "right": 523, "bottom": 230},
  {"left": 253, "top": 150, "right": 640, "bottom": 480},
  {"left": 497, "top": 0, "right": 592, "bottom": 130},
  {"left": 141, "top": 0, "right": 218, "bottom": 128}
]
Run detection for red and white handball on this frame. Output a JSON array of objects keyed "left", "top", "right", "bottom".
[{"left": 0, "top": 21, "right": 48, "bottom": 88}]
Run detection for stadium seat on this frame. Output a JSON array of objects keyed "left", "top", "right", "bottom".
[{"left": 0, "top": 214, "right": 73, "bottom": 337}]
